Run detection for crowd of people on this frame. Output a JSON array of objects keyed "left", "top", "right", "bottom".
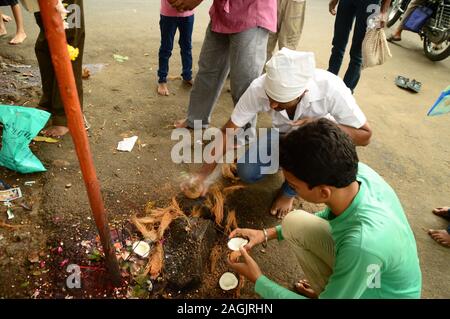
[{"left": 1, "top": 0, "right": 447, "bottom": 299}]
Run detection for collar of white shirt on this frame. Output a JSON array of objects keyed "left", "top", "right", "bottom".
[{"left": 278, "top": 79, "right": 323, "bottom": 121}]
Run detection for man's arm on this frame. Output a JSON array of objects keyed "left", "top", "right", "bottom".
[
  {"left": 291, "top": 118, "right": 371, "bottom": 146},
  {"left": 379, "top": 0, "right": 392, "bottom": 27},
  {"left": 380, "top": 0, "right": 392, "bottom": 14},
  {"left": 197, "top": 119, "right": 240, "bottom": 181},
  {"left": 338, "top": 122, "right": 372, "bottom": 146},
  {"left": 197, "top": 80, "right": 262, "bottom": 185}
]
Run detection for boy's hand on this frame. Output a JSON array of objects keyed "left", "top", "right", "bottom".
[
  {"left": 228, "top": 246, "right": 263, "bottom": 283},
  {"left": 229, "top": 228, "right": 265, "bottom": 250}
]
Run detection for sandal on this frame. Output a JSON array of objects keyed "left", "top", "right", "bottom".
[
  {"left": 387, "top": 35, "right": 402, "bottom": 42},
  {"left": 395, "top": 75, "right": 409, "bottom": 89},
  {"left": 407, "top": 79, "right": 422, "bottom": 93}
]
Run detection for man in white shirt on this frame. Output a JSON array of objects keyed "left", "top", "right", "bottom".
[{"left": 187, "top": 48, "right": 371, "bottom": 218}]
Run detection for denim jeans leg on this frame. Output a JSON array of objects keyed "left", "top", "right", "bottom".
[
  {"left": 237, "top": 129, "right": 277, "bottom": 183},
  {"left": 158, "top": 15, "right": 178, "bottom": 83},
  {"left": 281, "top": 181, "right": 297, "bottom": 197},
  {"left": 343, "top": 0, "right": 379, "bottom": 91},
  {"left": 237, "top": 129, "right": 297, "bottom": 197},
  {"left": 178, "top": 15, "right": 194, "bottom": 81},
  {"left": 328, "top": 0, "right": 356, "bottom": 76}
]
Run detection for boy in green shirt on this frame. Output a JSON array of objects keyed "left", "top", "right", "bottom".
[{"left": 228, "top": 118, "right": 422, "bottom": 299}]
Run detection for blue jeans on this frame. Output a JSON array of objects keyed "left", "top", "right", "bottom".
[
  {"left": 158, "top": 14, "right": 194, "bottom": 83},
  {"left": 328, "top": 0, "right": 379, "bottom": 92},
  {"left": 236, "top": 129, "right": 297, "bottom": 197}
]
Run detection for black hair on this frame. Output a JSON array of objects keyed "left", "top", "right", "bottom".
[{"left": 279, "top": 118, "right": 359, "bottom": 189}]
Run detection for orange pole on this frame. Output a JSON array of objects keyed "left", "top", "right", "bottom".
[{"left": 37, "top": 0, "right": 121, "bottom": 285}]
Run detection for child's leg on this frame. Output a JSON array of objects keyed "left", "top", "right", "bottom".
[
  {"left": 158, "top": 15, "right": 177, "bottom": 95},
  {"left": 9, "top": 3, "right": 27, "bottom": 44},
  {"left": 0, "top": 10, "right": 6, "bottom": 36},
  {"left": 178, "top": 15, "right": 194, "bottom": 83}
]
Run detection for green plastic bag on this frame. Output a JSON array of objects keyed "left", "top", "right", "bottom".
[{"left": 0, "top": 105, "right": 51, "bottom": 173}]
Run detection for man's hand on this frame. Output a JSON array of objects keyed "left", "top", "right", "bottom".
[
  {"left": 290, "top": 117, "right": 314, "bottom": 127},
  {"left": 228, "top": 246, "right": 263, "bottom": 283},
  {"left": 180, "top": 173, "right": 209, "bottom": 198},
  {"left": 329, "top": 0, "right": 339, "bottom": 15},
  {"left": 169, "top": 0, "right": 203, "bottom": 12},
  {"left": 229, "top": 228, "right": 265, "bottom": 250},
  {"left": 378, "top": 12, "right": 387, "bottom": 28}
]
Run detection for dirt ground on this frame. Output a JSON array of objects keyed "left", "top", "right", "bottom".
[{"left": 0, "top": 0, "right": 449, "bottom": 299}]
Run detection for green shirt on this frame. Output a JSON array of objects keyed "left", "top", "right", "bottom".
[{"left": 255, "top": 163, "right": 422, "bottom": 299}]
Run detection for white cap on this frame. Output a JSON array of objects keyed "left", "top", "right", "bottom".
[{"left": 264, "top": 48, "right": 316, "bottom": 103}]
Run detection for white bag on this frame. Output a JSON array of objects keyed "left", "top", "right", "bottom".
[
  {"left": 19, "top": 0, "right": 40, "bottom": 13},
  {"left": 362, "top": 28, "right": 392, "bottom": 69}
]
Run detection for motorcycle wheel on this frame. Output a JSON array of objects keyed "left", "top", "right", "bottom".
[
  {"left": 423, "top": 37, "right": 450, "bottom": 61},
  {"left": 387, "top": 0, "right": 405, "bottom": 28}
]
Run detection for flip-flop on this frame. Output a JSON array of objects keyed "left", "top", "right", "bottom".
[
  {"left": 407, "top": 79, "right": 422, "bottom": 93},
  {"left": 395, "top": 76, "right": 409, "bottom": 89},
  {"left": 387, "top": 35, "right": 402, "bottom": 42}
]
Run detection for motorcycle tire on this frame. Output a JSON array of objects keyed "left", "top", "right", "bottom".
[
  {"left": 387, "top": 7, "right": 403, "bottom": 28},
  {"left": 423, "top": 37, "right": 450, "bottom": 61}
]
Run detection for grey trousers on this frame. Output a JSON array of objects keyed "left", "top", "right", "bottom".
[{"left": 185, "top": 23, "right": 269, "bottom": 128}]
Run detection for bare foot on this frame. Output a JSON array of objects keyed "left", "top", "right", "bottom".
[
  {"left": 183, "top": 79, "right": 193, "bottom": 86},
  {"left": 174, "top": 118, "right": 189, "bottom": 129},
  {"left": 9, "top": 31, "right": 27, "bottom": 45},
  {"left": 432, "top": 207, "right": 450, "bottom": 218},
  {"left": 270, "top": 191, "right": 295, "bottom": 219},
  {"left": 0, "top": 24, "right": 6, "bottom": 37},
  {"left": 157, "top": 82, "right": 169, "bottom": 96},
  {"left": 294, "top": 279, "right": 318, "bottom": 298},
  {"left": 41, "top": 126, "right": 69, "bottom": 138},
  {"left": 2, "top": 14, "right": 12, "bottom": 23},
  {"left": 428, "top": 229, "right": 450, "bottom": 248}
]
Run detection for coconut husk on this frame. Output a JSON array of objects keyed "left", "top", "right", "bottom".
[
  {"left": 222, "top": 163, "right": 239, "bottom": 181},
  {"left": 131, "top": 215, "right": 159, "bottom": 241},
  {"left": 158, "top": 212, "right": 174, "bottom": 239},
  {"left": 134, "top": 216, "right": 159, "bottom": 224},
  {"left": 222, "top": 185, "right": 245, "bottom": 196},
  {"left": 224, "top": 210, "right": 238, "bottom": 235},
  {"left": 134, "top": 197, "right": 187, "bottom": 243},
  {"left": 0, "top": 221, "right": 21, "bottom": 230},
  {"left": 144, "top": 242, "right": 164, "bottom": 279},
  {"left": 205, "top": 186, "right": 224, "bottom": 226},
  {"left": 169, "top": 197, "right": 186, "bottom": 218},
  {"left": 191, "top": 206, "right": 202, "bottom": 218}
]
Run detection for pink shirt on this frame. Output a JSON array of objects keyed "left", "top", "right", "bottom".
[
  {"left": 160, "top": 0, "right": 194, "bottom": 17},
  {"left": 209, "top": 0, "right": 277, "bottom": 34}
]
